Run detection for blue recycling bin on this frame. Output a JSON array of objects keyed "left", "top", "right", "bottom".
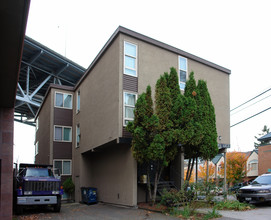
[{"left": 81, "top": 187, "right": 97, "bottom": 204}]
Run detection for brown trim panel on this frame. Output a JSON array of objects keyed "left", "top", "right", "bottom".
[{"left": 123, "top": 74, "right": 138, "bottom": 93}]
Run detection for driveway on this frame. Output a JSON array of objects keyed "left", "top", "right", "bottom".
[
  {"left": 15, "top": 202, "right": 271, "bottom": 220},
  {"left": 15, "top": 203, "right": 178, "bottom": 220}
]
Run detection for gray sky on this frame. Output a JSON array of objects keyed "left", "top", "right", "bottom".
[{"left": 14, "top": 0, "right": 271, "bottom": 163}]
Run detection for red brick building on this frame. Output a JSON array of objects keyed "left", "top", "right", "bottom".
[{"left": 258, "top": 133, "right": 271, "bottom": 176}]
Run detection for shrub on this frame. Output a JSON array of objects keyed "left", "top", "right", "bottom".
[
  {"left": 214, "top": 200, "right": 255, "bottom": 211},
  {"left": 63, "top": 177, "right": 75, "bottom": 195}
]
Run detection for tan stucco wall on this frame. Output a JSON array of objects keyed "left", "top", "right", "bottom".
[
  {"left": 35, "top": 89, "right": 53, "bottom": 164},
  {"left": 79, "top": 144, "right": 137, "bottom": 206},
  {"left": 119, "top": 34, "right": 230, "bottom": 146},
  {"left": 74, "top": 37, "right": 120, "bottom": 154},
  {"left": 247, "top": 151, "right": 258, "bottom": 177}
]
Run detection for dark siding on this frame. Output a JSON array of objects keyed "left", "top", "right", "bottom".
[
  {"left": 53, "top": 142, "right": 72, "bottom": 159},
  {"left": 123, "top": 74, "right": 138, "bottom": 92},
  {"left": 122, "top": 127, "right": 132, "bottom": 138},
  {"left": 54, "top": 108, "right": 72, "bottom": 126}
]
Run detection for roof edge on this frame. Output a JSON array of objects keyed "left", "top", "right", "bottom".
[
  {"left": 35, "top": 84, "right": 74, "bottom": 121},
  {"left": 75, "top": 26, "right": 231, "bottom": 90}
]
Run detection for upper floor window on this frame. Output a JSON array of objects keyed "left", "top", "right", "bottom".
[
  {"left": 124, "top": 92, "right": 137, "bottom": 126},
  {"left": 35, "top": 141, "right": 39, "bottom": 155},
  {"left": 179, "top": 56, "right": 187, "bottom": 90},
  {"left": 76, "top": 124, "right": 80, "bottom": 148},
  {"left": 124, "top": 42, "right": 137, "bottom": 77},
  {"left": 55, "top": 92, "right": 72, "bottom": 109},
  {"left": 76, "top": 90, "right": 80, "bottom": 113},
  {"left": 54, "top": 126, "right": 72, "bottom": 142},
  {"left": 53, "top": 159, "right": 71, "bottom": 175},
  {"left": 249, "top": 159, "right": 258, "bottom": 171},
  {"left": 36, "top": 117, "right": 39, "bottom": 131}
]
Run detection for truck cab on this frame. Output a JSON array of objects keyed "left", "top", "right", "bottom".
[{"left": 14, "top": 163, "right": 63, "bottom": 214}]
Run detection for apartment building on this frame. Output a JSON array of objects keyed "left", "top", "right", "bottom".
[{"left": 35, "top": 26, "right": 231, "bottom": 206}]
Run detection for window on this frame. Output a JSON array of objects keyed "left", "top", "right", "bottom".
[
  {"left": 53, "top": 160, "right": 71, "bottom": 175},
  {"left": 179, "top": 56, "right": 188, "bottom": 90},
  {"left": 54, "top": 126, "right": 72, "bottom": 142},
  {"left": 36, "top": 117, "right": 39, "bottom": 131},
  {"left": 124, "top": 42, "right": 137, "bottom": 77},
  {"left": 76, "top": 90, "right": 80, "bottom": 113},
  {"left": 76, "top": 124, "right": 80, "bottom": 148},
  {"left": 35, "top": 141, "right": 39, "bottom": 155},
  {"left": 55, "top": 92, "right": 72, "bottom": 109},
  {"left": 249, "top": 160, "right": 258, "bottom": 171},
  {"left": 124, "top": 92, "right": 137, "bottom": 126}
]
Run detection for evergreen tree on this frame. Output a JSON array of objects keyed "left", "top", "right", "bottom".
[
  {"left": 197, "top": 80, "right": 218, "bottom": 161},
  {"left": 254, "top": 125, "right": 270, "bottom": 149},
  {"left": 183, "top": 72, "right": 203, "bottom": 181}
]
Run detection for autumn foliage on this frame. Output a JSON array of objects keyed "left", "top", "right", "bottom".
[
  {"left": 219, "top": 151, "right": 248, "bottom": 185},
  {"left": 198, "top": 161, "right": 215, "bottom": 181},
  {"left": 184, "top": 168, "right": 195, "bottom": 183}
]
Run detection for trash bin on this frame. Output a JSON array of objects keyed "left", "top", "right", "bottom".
[{"left": 81, "top": 187, "right": 97, "bottom": 204}]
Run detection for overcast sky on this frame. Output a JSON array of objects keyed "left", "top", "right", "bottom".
[{"left": 14, "top": 0, "right": 271, "bottom": 163}]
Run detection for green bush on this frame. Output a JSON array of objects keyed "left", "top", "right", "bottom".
[
  {"left": 203, "top": 207, "right": 221, "bottom": 220},
  {"left": 63, "top": 177, "right": 75, "bottom": 195},
  {"left": 160, "top": 188, "right": 186, "bottom": 207},
  {"left": 214, "top": 200, "right": 255, "bottom": 211}
]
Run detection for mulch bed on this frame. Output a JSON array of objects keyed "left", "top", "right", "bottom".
[{"left": 137, "top": 202, "right": 168, "bottom": 213}]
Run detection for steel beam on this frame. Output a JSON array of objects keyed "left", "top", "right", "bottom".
[
  {"left": 21, "top": 60, "right": 75, "bottom": 85},
  {"left": 29, "top": 75, "right": 51, "bottom": 99},
  {"left": 16, "top": 95, "right": 41, "bottom": 107}
]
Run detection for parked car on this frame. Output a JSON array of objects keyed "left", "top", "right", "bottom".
[
  {"left": 228, "top": 182, "right": 248, "bottom": 193},
  {"left": 237, "top": 173, "right": 271, "bottom": 204}
]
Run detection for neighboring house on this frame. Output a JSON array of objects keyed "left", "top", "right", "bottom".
[
  {"left": 211, "top": 154, "right": 224, "bottom": 180},
  {"left": 246, "top": 150, "right": 258, "bottom": 181},
  {"left": 35, "top": 26, "right": 231, "bottom": 206},
  {"left": 0, "top": 0, "right": 30, "bottom": 218},
  {"left": 258, "top": 132, "right": 271, "bottom": 175}
]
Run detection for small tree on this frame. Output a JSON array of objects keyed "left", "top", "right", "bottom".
[
  {"left": 198, "top": 161, "right": 216, "bottom": 181},
  {"left": 219, "top": 152, "right": 248, "bottom": 185},
  {"left": 63, "top": 177, "right": 75, "bottom": 200},
  {"left": 254, "top": 125, "right": 270, "bottom": 149}
]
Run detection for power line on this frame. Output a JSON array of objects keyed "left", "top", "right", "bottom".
[
  {"left": 230, "top": 94, "right": 271, "bottom": 116},
  {"left": 230, "top": 106, "right": 271, "bottom": 128},
  {"left": 231, "top": 87, "right": 271, "bottom": 112}
]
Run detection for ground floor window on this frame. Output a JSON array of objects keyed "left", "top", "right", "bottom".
[{"left": 53, "top": 159, "right": 71, "bottom": 175}]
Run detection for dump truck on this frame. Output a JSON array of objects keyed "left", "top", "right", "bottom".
[{"left": 13, "top": 163, "right": 63, "bottom": 214}]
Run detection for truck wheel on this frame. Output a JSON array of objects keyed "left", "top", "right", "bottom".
[
  {"left": 53, "top": 196, "right": 61, "bottom": 212},
  {"left": 16, "top": 205, "right": 23, "bottom": 215}
]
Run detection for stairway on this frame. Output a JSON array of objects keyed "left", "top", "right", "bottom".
[{"left": 156, "top": 181, "right": 178, "bottom": 196}]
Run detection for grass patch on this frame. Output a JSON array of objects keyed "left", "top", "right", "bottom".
[
  {"left": 214, "top": 200, "right": 255, "bottom": 211},
  {"left": 203, "top": 207, "right": 221, "bottom": 220},
  {"left": 169, "top": 206, "right": 221, "bottom": 219}
]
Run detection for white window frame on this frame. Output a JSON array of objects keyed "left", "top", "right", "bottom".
[
  {"left": 54, "top": 91, "right": 73, "bottom": 109},
  {"left": 249, "top": 159, "right": 258, "bottom": 171},
  {"left": 76, "top": 90, "right": 80, "bottom": 113},
  {"left": 76, "top": 124, "right": 80, "bottom": 148},
  {"left": 54, "top": 125, "right": 72, "bottom": 142},
  {"left": 178, "top": 56, "right": 188, "bottom": 90},
  {"left": 123, "top": 91, "right": 137, "bottom": 126},
  {"left": 35, "top": 141, "right": 39, "bottom": 155},
  {"left": 36, "top": 116, "right": 39, "bottom": 131},
  {"left": 124, "top": 41, "right": 137, "bottom": 77},
  {"left": 53, "top": 159, "right": 72, "bottom": 176}
]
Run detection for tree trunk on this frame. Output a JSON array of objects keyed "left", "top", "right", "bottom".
[
  {"left": 151, "top": 163, "right": 163, "bottom": 206},
  {"left": 206, "top": 160, "right": 209, "bottom": 182},
  {"left": 186, "top": 158, "right": 191, "bottom": 181},
  {"left": 188, "top": 157, "right": 195, "bottom": 181}
]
